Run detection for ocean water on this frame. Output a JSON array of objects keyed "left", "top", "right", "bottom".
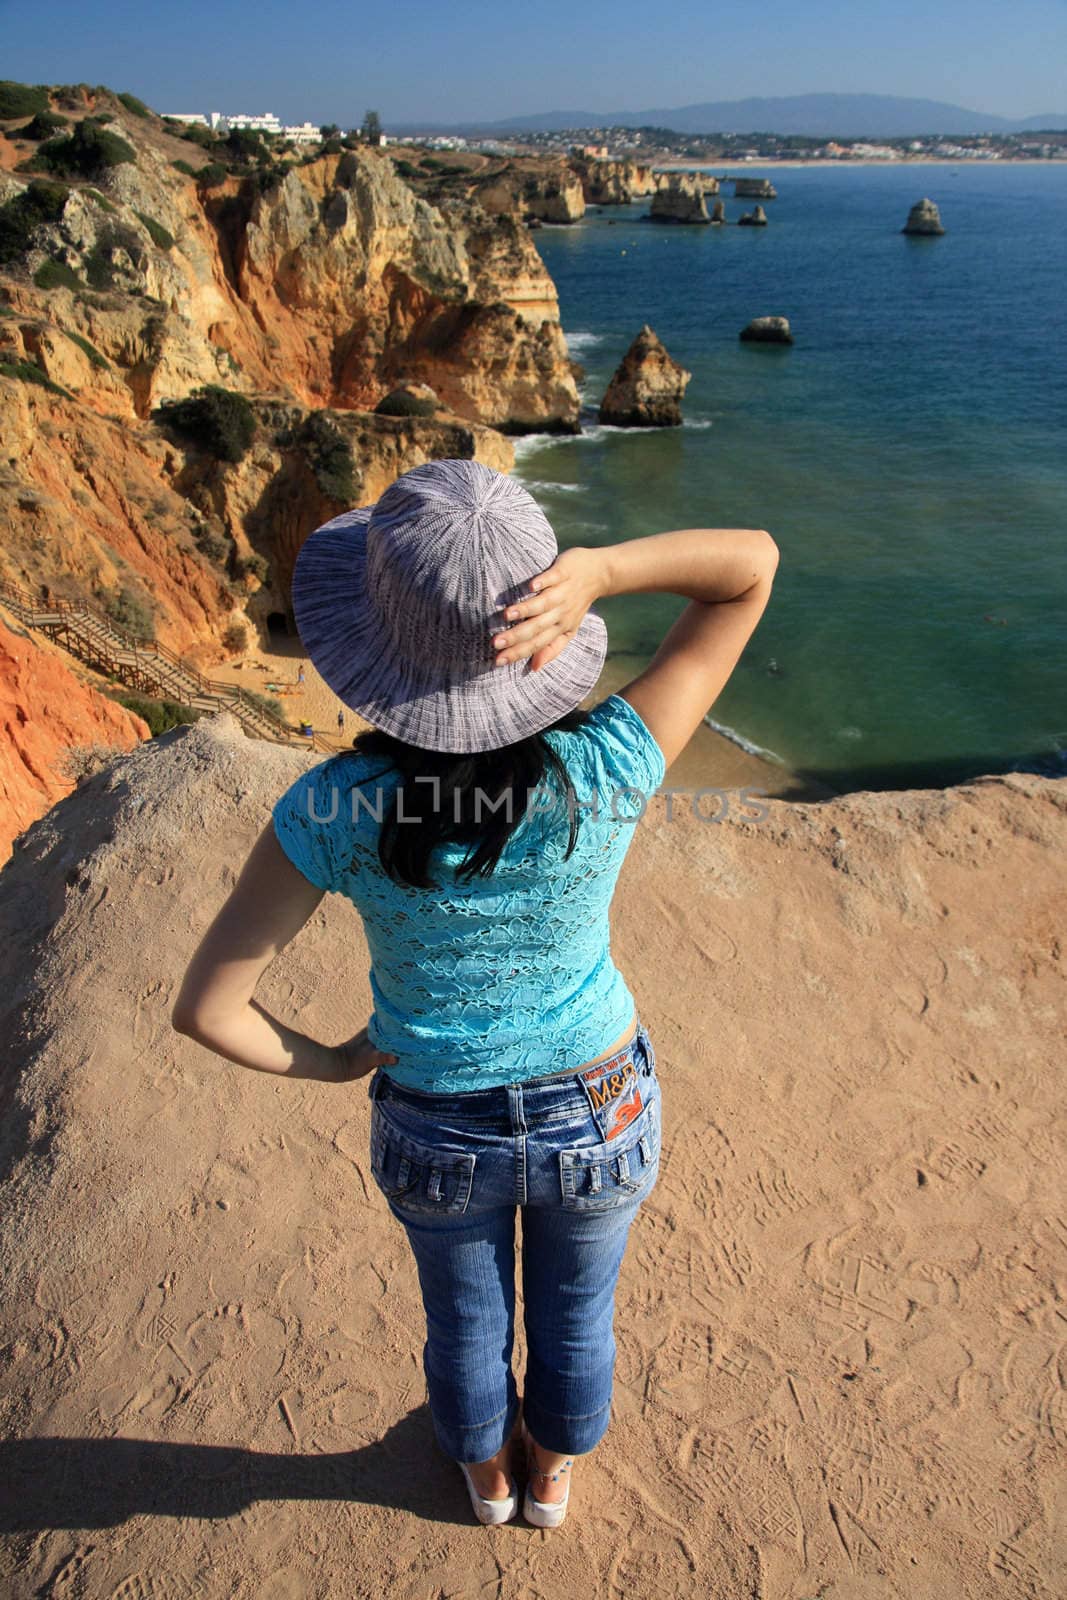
[{"left": 514, "top": 163, "right": 1067, "bottom": 793}]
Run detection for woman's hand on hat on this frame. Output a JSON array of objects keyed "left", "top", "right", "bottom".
[
  {"left": 492, "top": 546, "right": 604, "bottom": 671},
  {"left": 331, "top": 1024, "right": 398, "bottom": 1082}
]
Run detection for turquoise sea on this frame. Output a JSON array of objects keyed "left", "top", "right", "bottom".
[{"left": 513, "top": 163, "right": 1067, "bottom": 794}]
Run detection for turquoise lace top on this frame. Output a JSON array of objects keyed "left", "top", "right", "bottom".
[{"left": 271, "top": 693, "right": 666, "bottom": 1092}]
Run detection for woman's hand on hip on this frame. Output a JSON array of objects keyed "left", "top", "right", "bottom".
[
  {"left": 331, "top": 1025, "right": 397, "bottom": 1082},
  {"left": 493, "top": 546, "right": 606, "bottom": 671}
]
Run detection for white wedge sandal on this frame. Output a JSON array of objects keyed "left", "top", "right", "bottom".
[
  {"left": 521, "top": 1418, "right": 573, "bottom": 1528},
  {"left": 458, "top": 1458, "right": 519, "bottom": 1525}
]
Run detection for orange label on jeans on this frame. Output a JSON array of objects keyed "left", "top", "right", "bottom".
[{"left": 580, "top": 1055, "right": 644, "bottom": 1140}]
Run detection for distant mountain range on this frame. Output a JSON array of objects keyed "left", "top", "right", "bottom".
[{"left": 392, "top": 93, "right": 1067, "bottom": 140}]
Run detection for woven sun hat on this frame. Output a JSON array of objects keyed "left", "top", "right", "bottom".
[{"left": 290, "top": 458, "right": 607, "bottom": 753}]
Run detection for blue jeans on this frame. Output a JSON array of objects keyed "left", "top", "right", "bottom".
[{"left": 365, "top": 1020, "right": 661, "bottom": 1464}]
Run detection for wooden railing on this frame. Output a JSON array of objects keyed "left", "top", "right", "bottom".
[{"left": 0, "top": 576, "right": 334, "bottom": 753}]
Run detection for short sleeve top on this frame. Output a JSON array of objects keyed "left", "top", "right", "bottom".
[{"left": 271, "top": 693, "right": 665, "bottom": 1090}]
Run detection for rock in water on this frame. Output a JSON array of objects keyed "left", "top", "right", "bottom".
[
  {"left": 740, "top": 316, "right": 794, "bottom": 345},
  {"left": 649, "top": 174, "right": 710, "bottom": 224},
  {"left": 599, "top": 325, "right": 692, "bottom": 427},
  {"left": 734, "top": 177, "right": 777, "bottom": 199},
  {"left": 902, "top": 198, "right": 945, "bottom": 235},
  {"left": 711, "top": 199, "right": 726, "bottom": 223},
  {"left": 737, "top": 205, "right": 768, "bottom": 227}
]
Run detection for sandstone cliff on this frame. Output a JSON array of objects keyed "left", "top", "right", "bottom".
[
  {"left": 0, "top": 87, "right": 587, "bottom": 836},
  {"left": 569, "top": 155, "right": 659, "bottom": 204},
  {"left": 0, "top": 607, "right": 149, "bottom": 861},
  {"left": 649, "top": 174, "right": 711, "bottom": 224},
  {"left": 0, "top": 711, "right": 1062, "bottom": 1594},
  {"left": 1, "top": 113, "right": 578, "bottom": 426}
]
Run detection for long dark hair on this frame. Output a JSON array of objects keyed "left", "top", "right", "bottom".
[{"left": 349, "top": 707, "right": 593, "bottom": 889}]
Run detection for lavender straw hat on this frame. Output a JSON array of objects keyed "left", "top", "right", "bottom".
[{"left": 290, "top": 458, "right": 607, "bottom": 753}]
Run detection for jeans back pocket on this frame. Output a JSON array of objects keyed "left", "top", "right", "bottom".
[
  {"left": 559, "top": 1092, "right": 660, "bottom": 1211},
  {"left": 370, "top": 1104, "right": 476, "bottom": 1215}
]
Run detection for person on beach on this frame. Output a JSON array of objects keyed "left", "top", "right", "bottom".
[{"left": 171, "top": 459, "right": 778, "bottom": 1528}]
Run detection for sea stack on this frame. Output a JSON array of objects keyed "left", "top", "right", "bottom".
[
  {"left": 737, "top": 205, "right": 769, "bottom": 227},
  {"left": 902, "top": 198, "right": 945, "bottom": 235},
  {"left": 740, "top": 316, "right": 794, "bottom": 345},
  {"left": 734, "top": 177, "right": 777, "bottom": 199},
  {"left": 599, "top": 325, "right": 692, "bottom": 427},
  {"left": 710, "top": 199, "right": 726, "bottom": 224},
  {"left": 649, "top": 174, "right": 710, "bottom": 224}
]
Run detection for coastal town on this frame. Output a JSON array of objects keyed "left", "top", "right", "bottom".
[{"left": 163, "top": 107, "right": 1067, "bottom": 164}]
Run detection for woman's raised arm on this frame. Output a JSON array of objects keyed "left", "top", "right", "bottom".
[{"left": 492, "top": 527, "right": 780, "bottom": 772}]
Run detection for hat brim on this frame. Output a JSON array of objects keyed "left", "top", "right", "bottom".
[{"left": 290, "top": 506, "right": 607, "bottom": 753}]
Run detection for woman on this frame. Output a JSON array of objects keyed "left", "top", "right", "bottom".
[{"left": 172, "top": 459, "right": 778, "bottom": 1528}]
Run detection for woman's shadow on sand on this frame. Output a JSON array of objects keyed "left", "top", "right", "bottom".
[{"left": 0, "top": 1408, "right": 507, "bottom": 1531}]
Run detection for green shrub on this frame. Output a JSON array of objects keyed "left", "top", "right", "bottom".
[
  {"left": 0, "top": 81, "right": 50, "bottom": 120},
  {"left": 18, "top": 110, "right": 69, "bottom": 141},
  {"left": 115, "top": 693, "right": 203, "bottom": 735},
  {"left": 34, "top": 258, "right": 83, "bottom": 290},
  {"left": 254, "top": 162, "right": 293, "bottom": 194},
  {"left": 241, "top": 688, "right": 284, "bottom": 721},
  {"left": 196, "top": 162, "right": 228, "bottom": 188},
  {"left": 171, "top": 158, "right": 198, "bottom": 176},
  {"left": 193, "top": 524, "right": 229, "bottom": 562},
  {"left": 221, "top": 618, "right": 249, "bottom": 653},
  {"left": 84, "top": 187, "right": 118, "bottom": 213},
  {"left": 322, "top": 137, "right": 343, "bottom": 156},
  {"left": 182, "top": 124, "right": 216, "bottom": 149},
  {"left": 233, "top": 551, "right": 269, "bottom": 585},
  {"left": 155, "top": 385, "right": 256, "bottom": 463},
  {"left": 0, "top": 356, "right": 73, "bottom": 397},
  {"left": 84, "top": 221, "right": 146, "bottom": 288},
  {"left": 295, "top": 410, "right": 356, "bottom": 499},
  {"left": 134, "top": 208, "right": 174, "bottom": 250},
  {"left": 102, "top": 583, "right": 156, "bottom": 642},
  {"left": 394, "top": 159, "right": 420, "bottom": 179},
  {"left": 116, "top": 92, "right": 150, "bottom": 118},
  {"left": 36, "top": 120, "right": 136, "bottom": 178},
  {"left": 0, "top": 179, "right": 70, "bottom": 264},
  {"left": 375, "top": 387, "right": 437, "bottom": 418},
  {"left": 223, "top": 126, "right": 266, "bottom": 164},
  {"left": 64, "top": 328, "right": 109, "bottom": 368}
]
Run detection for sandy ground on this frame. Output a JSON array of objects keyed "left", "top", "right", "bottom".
[{"left": 0, "top": 712, "right": 1063, "bottom": 1597}]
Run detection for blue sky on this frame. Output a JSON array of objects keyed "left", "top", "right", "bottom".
[{"left": 2, "top": 0, "right": 1064, "bottom": 125}]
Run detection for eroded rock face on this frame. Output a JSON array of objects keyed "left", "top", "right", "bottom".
[
  {"left": 649, "top": 175, "right": 710, "bottom": 224},
  {"left": 598, "top": 324, "right": 692, "bottom": 427},
  {"left": 4, "top": 125, "right": 577, "bottom": 428},
  {"left": 737, "top": 205, "right": 769, "bottom": 227},
  {"left": 570, "top": 157, "right": 658, "bottom": 204},
  {"left": 903, "top": 198, "right": 945, "bottom": 235},
  {"left": 740, "top": 316, "right": 794, "bottom": 345},
  {"left": 734, "top": 177, "right": 777, "bottom": 199},
  {"left": 711, "top": 199, "right": 726, "bottom": 223},
  {"left": 0, "top": 609, "right": 149, "bottom": 863},
  {"left": 460, "top": 156, "right": 586, "bottom": 224}
]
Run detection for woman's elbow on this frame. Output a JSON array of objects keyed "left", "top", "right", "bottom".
[{"left": 170, "top": 998, "right": 200, "bottom": 1037}]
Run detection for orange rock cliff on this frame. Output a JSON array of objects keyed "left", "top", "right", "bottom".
[{"left": 0, "top": 85, "right": 587, "bottom": 857}]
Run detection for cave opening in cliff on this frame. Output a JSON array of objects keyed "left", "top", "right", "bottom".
[{"left": 266, "top": 611, "right": 291, "bottom": 639}]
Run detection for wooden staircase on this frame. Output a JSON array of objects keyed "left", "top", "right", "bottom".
[{"left": 0, "top": 577, "right": 334, "bottom": 754}]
